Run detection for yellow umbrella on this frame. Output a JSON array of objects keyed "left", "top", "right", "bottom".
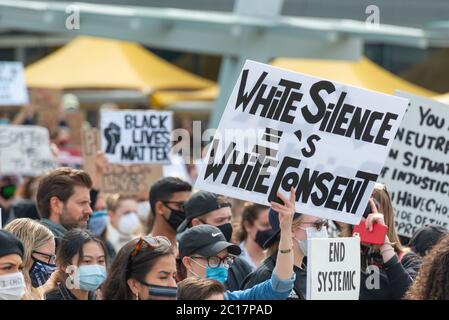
[{"left": 25, "top": 36, "right": 214, "bottom": 93}]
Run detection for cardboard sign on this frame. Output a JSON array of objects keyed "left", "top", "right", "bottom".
[
  {"left": 307, "top": 237, "right": 360, "bottom": 300},
  {"left": 81, "top": 128, "right": 163, "bottom": 195},
  {"left": 30, "top": 88, "right": 62, "bottom": 138},
  {"left": 65, "top": 111, "right": 86, "bottom": 146},
  {"left": 195, "top": 60, "right": 408, "bottom": 225},
  {"left": 0, "top": 125, "right": 56, "bottom": 176},
  {"left": 100, "top": 110, "right": 172, "bottom": 164},
  {"left": 0, "top": 62, "right": 29, "bottom": 106},
  {"left": 379, "top": 92, "right": 449, "bottom": 237}
]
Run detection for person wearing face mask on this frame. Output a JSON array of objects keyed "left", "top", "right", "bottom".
[
  {"left": 148, "top": 177, "right": 192, "bottom": 247},
  {"left": 88, "top": 210, "right": 116, "bottom": 266},
  {"left": 237, "top": 203, "right": 273, "bottom": 271},
  {"left": 339, "top": 184, "right": 422, "bottom": 300},
  {"left": 45, "top": 229, "right": 108, "bottom": 300},
  {"left": 4, "top": 218, "right": 56, "bottom": 299},
  {"left": 106, "top": 194, "right": 143, "bottom": 252},
  {"left": 0, "top": 230, "right": 26, "bottom": 300},
  {"left": 177, "top": 188, "right": 297, "bottom": 300},
  {"left": 241, "top": 209, "right": 328, "bottom": 299},
  {"left": 177, "top": 191, "right": 253, "bottom": 291},
  {"left": 102, "top": 236, "right": 178, "bottom": 300}
]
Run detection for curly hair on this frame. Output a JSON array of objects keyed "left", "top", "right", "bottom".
[{"left": 405, "top": 232, "right": 449, "bottom": 300}]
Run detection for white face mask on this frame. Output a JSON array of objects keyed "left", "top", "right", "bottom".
[
  {"left": 0, "top": 272, "right": 26, "bottom": 300},
  {"left": 118, "top": 212, "right": 141, "bottom": 235},
  {"left": 137, "top": 202, "right": 151, "bottom": 223},
  {"left": 297, "top": 226, "right": 329, "bottom": 256}
]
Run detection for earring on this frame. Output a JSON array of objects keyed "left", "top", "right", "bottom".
[{"left": 135, "top": 292, "right": 139, "bottom": 300}]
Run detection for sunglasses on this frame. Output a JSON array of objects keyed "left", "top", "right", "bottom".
[
  {"left": 129, "top": 236, "right": 172, "bottom": 259},
  {"left": 127, "top": 236, "right": 172, "bottom": 276}
]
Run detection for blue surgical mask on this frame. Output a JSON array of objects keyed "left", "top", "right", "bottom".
[
  {"left": 76, "top": 265, "right": 107, "bottom": 291},
  {"left": 205, "top": 266, "right": 229, "bottom": 284}
]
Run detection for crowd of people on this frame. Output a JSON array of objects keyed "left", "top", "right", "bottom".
[{"left": 1, "top": 161, "right": 448, "bottom": 300}]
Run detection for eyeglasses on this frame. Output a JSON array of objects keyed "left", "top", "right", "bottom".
[
  {"left": 32, "top": 250, "right": 56, "bottom": 265},
  {"left": 298, "top": 219, "right": 328, "bottom": 231},
  {"left": 190, "top": 255, "right": 235, "bottom": 268}
]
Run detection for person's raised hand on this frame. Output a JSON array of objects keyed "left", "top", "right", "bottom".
[
  {"left": 270, "top": 187, "right": 296, "bottom": 230},
  {"left": 365, "top": 198, "right": 386, "bottom": 232}
]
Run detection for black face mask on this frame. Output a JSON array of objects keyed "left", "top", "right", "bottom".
[
  {"left": 164, "top": 209, "right": 185, "bottom": 232},
  {"left": 143, "top": 282, "right": 177, "bottom": 300},
  {"left": 29, "top": 258, "right": 56, "bottom": 288},
  {"left": 254, "top": 229, "right": 276, "bottom": 249},
  {"left": 217, "top": 223, "right": 233, "bottom": 242},
  {"left": 0, "top": 184, "right": 16, "bottom": 200}
]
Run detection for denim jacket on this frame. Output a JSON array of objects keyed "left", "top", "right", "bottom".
[{"left": 224, "top": 272, "right": 295, "bottom": 300}]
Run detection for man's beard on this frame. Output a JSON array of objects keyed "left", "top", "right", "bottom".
[{"left": 60, "top": 205, "right": 87, "bottom": 230}]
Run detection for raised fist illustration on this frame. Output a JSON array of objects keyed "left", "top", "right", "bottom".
[{"left": 104, "top": 122, "right": 121, "bottom": 154}]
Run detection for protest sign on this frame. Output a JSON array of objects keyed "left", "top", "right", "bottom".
[
  {"left": 195, "top": 60, "right": 408, "bottom": 224},
  {"left": 0, "top": 62, "right": 28, "bottom": 106},
  {"left": 379, "top": 92, "right": 449, "bottom": 237},
  {"left": 0, "top": 125, "right": 56, "bottom": 176},
  {"left": 65, "top": 111, "right": 86, "bottom": 146},
  {"left": 31, "top": 88, "right": 62, "bottom": 138},
  {"left": 100, "top": 110, "right": 172, "bottom": 164},
  {"left": 307, "top": 237, "right": 360, "bottom": 300},
  {"left": 81, "top": 128, "right": 163, "bottom": 195}
]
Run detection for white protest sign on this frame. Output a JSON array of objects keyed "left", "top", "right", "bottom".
[
  {"left": 307, "top": 237, "right": 360, "bottom": 300},
  {"left": 100, "top": 110, "right": 172, "bottom": 164},
  {"left": 379, "top": 92, "right": 449, "bottom": 237},
  {"left": 0, "top": 62, "right": 29, "bottom": 106},
  {"left": 0, "top": 125, "right": 56, "bottom": 176},
  {"left": 195, "top": 60, "right": 408, "bottom": 224}
]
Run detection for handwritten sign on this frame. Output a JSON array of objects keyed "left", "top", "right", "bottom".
[
  {"left": 100, "top": 110, "right": 172, "bottom": 164},
  {"left": 0, "top": 125, "right": 56, "bottom": 176},
  {"left": 195, "top": 60, "right": 408, "bottom": 225},
  {"left": 0, "top": 62, "right": 28, "bottom": 106},
  {"left": 380, "top": 92, "right": 449, "bottom": 237},
  {"left": 81, "top": 128, "right": 163, "bottom": 195}
]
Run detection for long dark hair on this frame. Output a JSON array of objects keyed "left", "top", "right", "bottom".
[
  {"left": 46, "top": 228, "right": 107, "bottom": 292},
  {"left": 102, "top": 238, "right": 174, "bottom": 300},
  {"left": 406, "top": 233, "right": 449, "bottom": 300},
  {"left": 237, "top": 203, "right": 269, "bottom": 243}
]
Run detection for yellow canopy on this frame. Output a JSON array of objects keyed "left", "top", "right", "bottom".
[
  {"left": 151, "top": 86, "right": 218, "bottom": 108},
  {"left": 271, "top": 57, "right": 435, "bottom": 97},
  {"left": 152, "top": 57, "right": 434, "bottom": 107},
  {"left": 433, "top": 93, "right": 449, "bottom": 104},
  {"left": 25, "top": 36, "right": 214, "bottom": 92}
]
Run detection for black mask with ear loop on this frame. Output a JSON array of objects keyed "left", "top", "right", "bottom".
[
  {"left": 162, "top": 203, "right": 186, "bottom": 232},
  {"left": 254, "top": 229, "right": 276, "bottom": 249}
]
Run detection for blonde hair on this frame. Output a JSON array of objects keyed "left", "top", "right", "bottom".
[
  {"left": 5, "top": 218, "right": 54, "bottom": 300},
  {"left": 106, "top": 193, "right": 135, "bottom": 213},
  {"left": 266, "top": 215, "right": 305, "bottom": 257}
]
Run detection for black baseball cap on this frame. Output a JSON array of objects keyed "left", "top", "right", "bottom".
[
  {"left": 409, "top": 225, "right": 448, "bottom": 256},
  {"left": 0, "top": 230, "right": 24, "bottom": 259},
  {"left": 263, "top": 208, "right": 302, "bottom": 249},
  {"left": 177, "top": 191, "right": 231, "bottom": 233},
  {"left": 178, "top": 224, "right": 241, "bottom": 259}
]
